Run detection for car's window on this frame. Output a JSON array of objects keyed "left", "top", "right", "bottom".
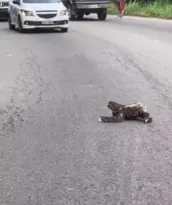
[
  {"left": 13, "top": 0, "right": 20, "bottom": 4},
  {"left": 23, "top": 0, "right": 60, "bottom": 3},
  {"left": 12, "top": 0, "right": 21, "bottom": 4}
]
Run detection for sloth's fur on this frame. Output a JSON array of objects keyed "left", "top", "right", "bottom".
[{"left": 99, "top": 101, "right": 153, "bottom": 123}]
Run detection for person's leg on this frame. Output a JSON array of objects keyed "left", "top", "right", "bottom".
[
  {"left": 120, "top": 1, "right": 125, "bottom": 18},
  {"left": 117, "top": 2, "right": 121, "bottom": 17},
  {"left": 120, "top": 9, "right": 124, "bottom": 18}
]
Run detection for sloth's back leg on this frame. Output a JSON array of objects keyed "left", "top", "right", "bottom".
[
  {"left": 143, "top": 117, "right": 153, "bottom": 123},
  {"left": 99, "top": 114, "right": 124, "bottom": 123}
]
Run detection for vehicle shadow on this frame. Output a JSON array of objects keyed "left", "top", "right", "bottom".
[
  {"left": 74, "top": 16, "right": 111, "bottom": 22},
  {"left": 0, "top": 19, "right": 8, "bottom": 22},
  {"left": 5, "top": 28, "right": 65, "bottom": 34},
  {"left": 76, "top": 17, "right": 98, "bottom": 21},
  {"left": 25, "top": 28, "right": 63, "bottom": 34}
]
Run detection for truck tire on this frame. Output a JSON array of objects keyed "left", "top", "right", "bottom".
[
  {"left": 68, "top": 5, "right": 76, "bottom": 21},
  {"left": 76, "top": 13, "right": 84, "bottom": 20},
  {"left": 97, "top": 9, "right": 107, "bottom": 21}
]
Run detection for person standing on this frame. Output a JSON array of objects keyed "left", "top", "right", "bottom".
[{"left": 116, "top": 0, "right": 126, "bottom": 18}]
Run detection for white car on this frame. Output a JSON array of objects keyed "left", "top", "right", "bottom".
[
  {"left": 0, "top": 0, "right": 10, "bottom": 20},
  {"left": 8, "top": 0, "right": 69, "bottom": 33}
]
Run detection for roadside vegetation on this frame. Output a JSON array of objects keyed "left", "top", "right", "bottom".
[{"left": 108, "top": 0, "right": 172, "bottom": 19}]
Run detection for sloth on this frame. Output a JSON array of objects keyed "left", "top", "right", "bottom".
[{"left": 99, "top": 101, "right": 153, "bottom": 123}]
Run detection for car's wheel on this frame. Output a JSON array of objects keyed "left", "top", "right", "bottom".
[
  {"left": 97, "top": 10, "right": 107, "bottom": 21},
  {"left": 61, "top": 27, "right": 68, "bottom": 33},
  {"left": 76, "top": 13, "right": 84, "bottom": 20},
  {"left": 8, "top": 15, "right": 15, "bottom": 30},
  {"left": 18, "top": 16, "right": 25, "bottom": 33}
]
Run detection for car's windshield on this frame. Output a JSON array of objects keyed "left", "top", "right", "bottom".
[{"left": 23, "top": 0, "right": 60, "bottom": 3}]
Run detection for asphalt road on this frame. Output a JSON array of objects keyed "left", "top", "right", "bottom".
[{"left": 1, "top": 15, "right": 172, "bottom": 205}]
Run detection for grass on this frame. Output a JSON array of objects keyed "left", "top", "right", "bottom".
[{"left": 108, "top": 1, "right": 172, "bottom": 19}]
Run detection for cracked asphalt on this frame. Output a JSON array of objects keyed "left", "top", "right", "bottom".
[{"left": 1, "top": 15, "right": 172, "bottom": 205}]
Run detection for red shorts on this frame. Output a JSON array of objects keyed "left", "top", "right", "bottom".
[{"left": 117, "top": 1, "right": 126, "bottom": 10}]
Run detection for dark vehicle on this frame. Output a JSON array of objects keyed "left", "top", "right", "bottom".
[
  {"left": 0, "top": 0, "right": 9, "bottom": 20},
  {"left": 62, "top": 0, "right": 110, "bottom": 21}
]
